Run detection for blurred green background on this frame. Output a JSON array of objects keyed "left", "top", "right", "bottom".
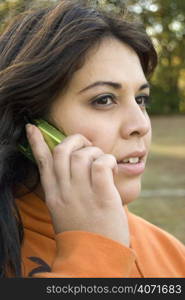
[
  {"left": 0, "top": 0, "right": 184, "bottom": 243},
  {"left": 129, "top": 115, "right": 185, "bottom": 244}
]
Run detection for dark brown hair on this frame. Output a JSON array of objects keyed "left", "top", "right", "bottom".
[{"left": 0, "top": 0, "right": 157, "bottom": 277}]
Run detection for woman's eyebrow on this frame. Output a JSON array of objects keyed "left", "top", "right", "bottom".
[
  {"left": 139, "top": 83, "right": 150, "bottom": 91},
  {"left": 78, "top": 81, "right": 150, "bottom": 94},
  {"left": 78, "top": 81, "right": 122, "bottom": 93}
]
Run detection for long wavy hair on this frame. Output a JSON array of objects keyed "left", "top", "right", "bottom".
[{"left": 0, "top": 0, "right": 157, "bottom": 277}]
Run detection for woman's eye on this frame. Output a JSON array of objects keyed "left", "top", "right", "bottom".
[
  {"left": 91, "top": 94, "right": 116, "bottom": 108},
  {"left": 135, "top": 95, "right": 150, "bottom": 108}
]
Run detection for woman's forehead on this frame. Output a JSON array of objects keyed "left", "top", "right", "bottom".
[{"left": 68, "top": 38, "right": 146, "bottom": 92}]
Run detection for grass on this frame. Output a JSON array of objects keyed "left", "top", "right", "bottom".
[{"left": 128, "top": 115, "right": 185, "bottom": 244}]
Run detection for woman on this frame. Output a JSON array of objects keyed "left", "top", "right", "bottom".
[{"left": 0, "top": 0, "right": 184, "bottom": 278}]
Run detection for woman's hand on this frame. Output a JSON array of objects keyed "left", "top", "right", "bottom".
[{"left": 26, "top": 124, "right": 130, "bottom": 247}]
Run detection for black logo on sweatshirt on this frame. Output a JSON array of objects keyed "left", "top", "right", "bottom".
[{"left": 28, "top": 256, "right": 51, "bottom": 277}]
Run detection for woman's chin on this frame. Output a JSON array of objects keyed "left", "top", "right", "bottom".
[{"left": 115, "top": 176, "right": 142, "bottom": 205}]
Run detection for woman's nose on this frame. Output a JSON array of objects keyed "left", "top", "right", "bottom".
[{"left": 120, "top": 102, "right": 150, "bottom": 139}]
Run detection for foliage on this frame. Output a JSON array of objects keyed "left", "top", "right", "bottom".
[
  {"left": 132, "top": 0, "right": 185, "bottom": 114},
  {"left": 0, "top": 0, "right": 184, "bottom": 114}
]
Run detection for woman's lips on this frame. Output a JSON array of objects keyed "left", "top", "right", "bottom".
[{"left": 117, "top": 161, "right": 145, "bottom": 176}]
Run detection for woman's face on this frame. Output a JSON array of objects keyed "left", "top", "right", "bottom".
[{"left": 49, "top": 37, "right": 151, "bottom": 205}]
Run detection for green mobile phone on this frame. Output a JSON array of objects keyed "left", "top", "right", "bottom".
[{"left": 18, "top": 119, "right": 67, "bottom": 163}]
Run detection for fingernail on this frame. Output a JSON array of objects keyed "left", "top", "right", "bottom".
[{"left": 26, "top": 123, "right": 34, "bottom": 137}]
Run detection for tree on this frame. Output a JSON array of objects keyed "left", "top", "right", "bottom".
[{"left": 128, "top": 0, "right": 185, "bottom": 114}]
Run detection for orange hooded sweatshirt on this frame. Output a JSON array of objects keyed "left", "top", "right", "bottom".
[{"left": 15, "top": 185, "right": 185, "bottom": 278}]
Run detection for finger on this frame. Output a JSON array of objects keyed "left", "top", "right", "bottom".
[
  {"left": 52, "top": 134, "right": 92, "bottom": 187},
  {"left": 25, "top": 124, "right": 57, "bottom": 199},
  {"left": 70, "top": 146, "right": 103, "bottom": 187},
  {"left": 91, "top": 154, "right": 118, "bottom": 192}
]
